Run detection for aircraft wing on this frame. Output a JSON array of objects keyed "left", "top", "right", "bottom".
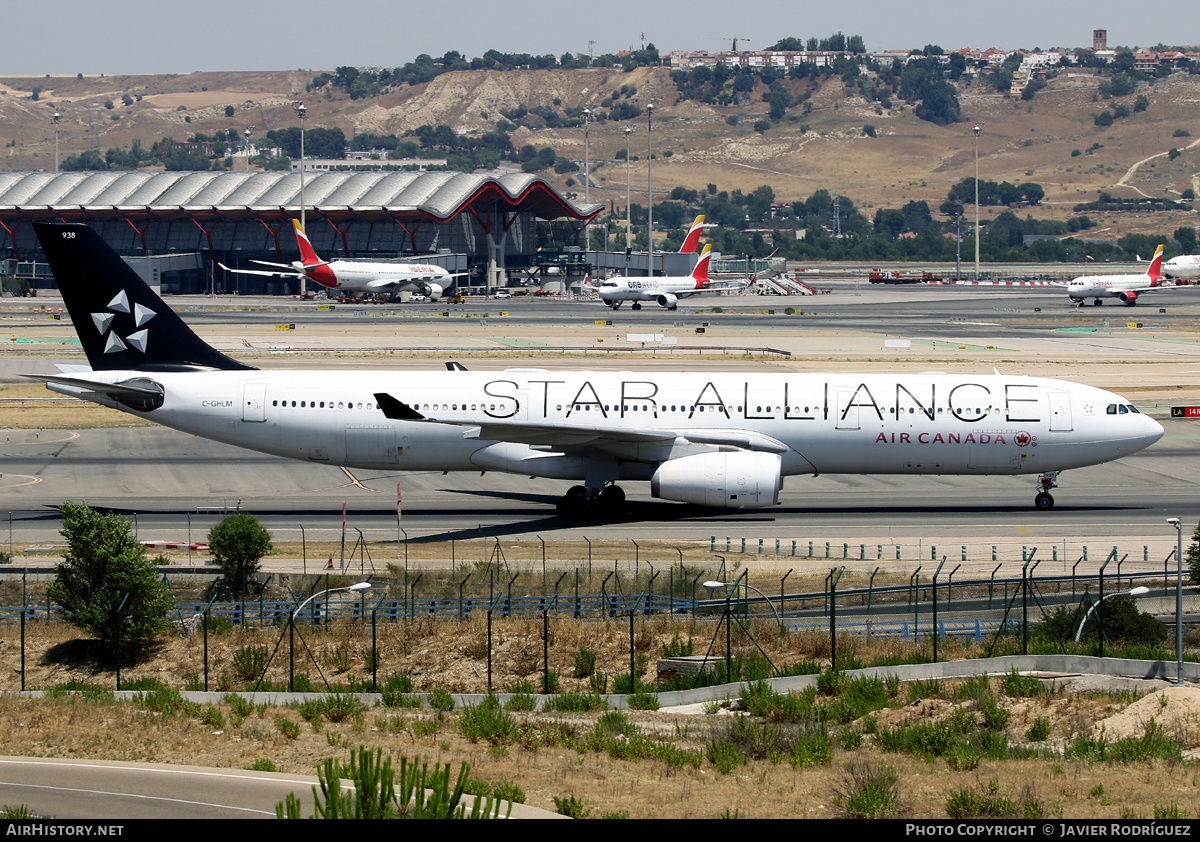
[
  {"left": 218, "top": 262, "right": 300, "bottom": 279},
  {"left": 374, "top": 392, "right": 789, "bottom": 455},
  {"left": 364, "top": 278, "right": 406, "bottom": 290}
]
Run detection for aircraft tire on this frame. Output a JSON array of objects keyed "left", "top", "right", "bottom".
[
  {"left": 632, "top": 302, "right": 642, "bottom": 311},
  {"left": 598, "top": 485, "right": 626, "bottom": 512},
  {"left": 1034, "top": 492, "right": 1054, "bottom": 510},
  {"left": 1093, "top": 299, "right": 1103, "bottom": 306}
]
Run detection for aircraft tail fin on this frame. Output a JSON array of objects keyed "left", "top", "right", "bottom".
[
  {"left": 291, "top": 220, "right": 338, "bottom": 289},
  {"left": 292, "top": 219, "right": 323, "bottom": 266},
  {"left": 1146, "top": 244, "right": 1164, "bottom": 285},
  {"left": 692, "top": 244, "right": 713, "bottom": 284},
  {"left": 678, "top": 215, "right": 705, "bottom": 254},
  {"left": 33, "top": 222, "right": 254, "bottom": 372}
]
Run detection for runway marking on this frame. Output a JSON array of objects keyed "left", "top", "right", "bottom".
[
  {"left": 1016, "top": 526, "right": 1036, "bottom": 537},
  {"left": 0, "top": 474, "right": 43, "bottom": 488},
  {"left": 1, "top": 431, "right": 79, "bottom": 446},
  {"left": 0, "top": 779, "right": 274, "bottom": 815},
  {"left": 340, "top": 466, "right": 386, "bottom": 492}
]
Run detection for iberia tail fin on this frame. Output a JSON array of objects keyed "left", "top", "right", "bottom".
[
  {"left": 692, "top": 244, "right": 713, "bottom": 285},
  {"left": 1146, "top": 244, "right": 1164, "bottom": 285},
  {"left": 678, "top": 215, "right": 705, "bottom": 254},
  {"left": 292, "top": 219, "right": 323, "bottom": 267}
]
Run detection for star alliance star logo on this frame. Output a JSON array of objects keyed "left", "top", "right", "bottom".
[{"left": 91, "top": 290, "right": 156, "bottom": 354}]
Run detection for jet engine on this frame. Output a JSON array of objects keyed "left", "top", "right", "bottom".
[
  {"left": 651, "top": 451, "right": 782, "bottom": 508},
  {"left": 1118, "top": 291, "right": 1137, "bottom": 306},
  {"left": 656, "top": 293, "right": 678, "bottom": 310},
  {"left": 422, "top": 283, "right": 444, "bottom": 301}
]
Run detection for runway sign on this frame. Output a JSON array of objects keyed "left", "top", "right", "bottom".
[{"left": 1170, "top": 406, "right": 1200, "bottom": 418}]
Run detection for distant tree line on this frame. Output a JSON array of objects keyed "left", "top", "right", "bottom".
[{"left": 599, "top": 181, "right": 1197, "bottom": 266}]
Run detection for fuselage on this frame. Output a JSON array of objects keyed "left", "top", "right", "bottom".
[
  {"left": 595, "top": 275, "right": 707, "bottom": 303},
  {"left": 49, "top": 369, "right": 1163, "bottom": 482},
  {"left": 1163, "top": 254, "right": 1200, "bottom": 280},
  {"left": 1066, "top": 272, "right": 1157, "bottom": 301},
  {"left": 307, "top": 260, "right": 449, "bottom": 297}
]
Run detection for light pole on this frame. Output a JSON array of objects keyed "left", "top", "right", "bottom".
[
  {"left": 1168, "top": 518, "right": 1184, "bottom": 685},
  {"left": 243, "top": 126, "right": 253, "bottom": 168},
  {"left": 646, "top": 102, "right": 655, "bottom": 279},
  {"left": 973, "top": 123, "right": 983, "bottom": 280},
  {"left": 704, "top": 580, "right": 783, "bottom": 625},
  {"left": 288, "top": 581, "right": 371, "bottom": 691},
  {"left": 624, "top": 126, "right": 632, "bottom": 276},
  {"left": 52, "top": 112, "right": 61, "bottom": 173},
  {"left": 292, "top": 101, "right": 308, "bottom": 298},
  {"left": 582, "top": 108, "right": 591, "bottom": 207},
  {"left": 1075, "top": 586, "right": 1149, "bottom": 644}
]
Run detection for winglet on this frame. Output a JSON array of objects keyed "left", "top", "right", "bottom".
[
  {"left": 374, "top": 392, "right": 425, "bottom": 420},
  {"left": 1146, "top": 244, "right": 1165, "bottom": 284},
  {"left": 678, "top": 215, "right": 706, "bottom": 254}
]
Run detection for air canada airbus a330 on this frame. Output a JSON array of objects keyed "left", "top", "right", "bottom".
[{"left": 29, "top": 222, "right": 1163, "bottom": 515}]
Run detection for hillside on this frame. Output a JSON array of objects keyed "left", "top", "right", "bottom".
[{"left": 1, "top": 67, "right": 1197, "bottom": 238}]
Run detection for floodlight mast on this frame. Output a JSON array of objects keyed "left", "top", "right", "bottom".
[{"left": 292, "top": 101, "right": 307, "bottom": 297}]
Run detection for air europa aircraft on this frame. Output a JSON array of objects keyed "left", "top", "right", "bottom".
[{"left": 30, "top": 223, "right": 1163, "bottom": 515}]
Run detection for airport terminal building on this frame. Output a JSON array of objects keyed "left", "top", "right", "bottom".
[{"left": 0, "top": 170, "right": 602, "bottom": 295}]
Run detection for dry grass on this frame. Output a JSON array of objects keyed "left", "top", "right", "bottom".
[{"left": 1, "top": 615, "right": 1198, "bottom": 818}]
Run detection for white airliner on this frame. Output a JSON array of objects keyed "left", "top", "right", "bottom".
[
  {"left": 590, "top": 245, "right": 749, "bottom": 310},
  {"left": 1067, "top": 245, "right": 1165, "bottom": 306},
  {"left": 30, "top": 223, "right": 1164, "bottom": 514},
  {"left": 1162, "top": 253, "right": 1200, "bottom": 280},
  {"left": 219, "top": 220, "right": 459, "bottom": 301}
]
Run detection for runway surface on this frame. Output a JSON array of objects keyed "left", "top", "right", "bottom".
[{"left": 3, "top": 278, "right": 1198, "bottom": 569}]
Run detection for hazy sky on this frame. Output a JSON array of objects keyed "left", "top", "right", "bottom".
[{"left": 4, "top": 0, "right": 1196, "bottom": 76}]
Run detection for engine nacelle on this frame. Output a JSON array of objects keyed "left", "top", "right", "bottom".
[
  {"left": 422, "top": 283, "right": 444, "bottom": 301},
  {"left": 1118, "top": 290, "right": 1137, "bottom": 305},
  {"left": 651, "top": 451, "right": 782, "bottom": 508},
  {"left": 656, "top": 293, "right": 678, "bottom": 310}
]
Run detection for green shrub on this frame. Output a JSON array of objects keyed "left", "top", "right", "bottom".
[
  {"left": 1026, "top": 717, "right": 1052, "bottom": 742},
  {"left": 627, "top": 691, "right": 659, "bottom": 711},
  {"left": 1002, "top": 669, "right": 1042, "bottom": 698},
  {"left": 247, "top": 758, "right": 277, "bottom": 772},
  {"left": 504, "top": 693, "right": 537, "bottom": 712},
  {"left": 459, "top": 696, "right": 518, "bottom": 745},
  {"left": 275, "top": 715, "right": 300, "bottom": 740},
  {"left": 429, "top": 689, "right": 455, "bottom": 712},
  {"left": 492, "top": 779, "right": 526, "bottom": 805},
  {"left": 232, "top": 645, "right": 268, "bottom": 682},
  {"left": 706, "top": 739, "right": 743, "bottom": 774},
  {"left": 573, "top": 648, "right": 597, "bottom": 677},
  {"left": 543, "top": 692, "right": 606, "bottom": 713},
  {"left": 832, "top": 761, "right": 903, "bottom": 819},
  {"left": 553, "top": 794, "right": 590, "bottom": 819},
  {"left": 946, "top": 780, "right": 1014, "bottom": 818}
]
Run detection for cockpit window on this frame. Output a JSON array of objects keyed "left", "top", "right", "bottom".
[
  {"left": 1118, "top": 405, "right": 1128, "bottom": 414},
  {"left": 1127, "top": 405, "right": 1140, "bottom": 414},
  {"left": 1107, "top": 404, "right": 1117, "bottom": 415}
]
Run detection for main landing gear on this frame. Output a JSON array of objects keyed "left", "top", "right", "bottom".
[
  {"left": 631, "top": 302, "right": 642, "bottom": 310},
  {"left": 1034, "top": 471, "right": 1059, "bottom": 510},
  {"left": 555, "top": 484, "right": 627, "bottom": 518}
]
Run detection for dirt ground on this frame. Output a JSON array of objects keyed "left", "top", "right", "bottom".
[{"left": 1, "top": 616, "right": 1199, "bottom": 818}]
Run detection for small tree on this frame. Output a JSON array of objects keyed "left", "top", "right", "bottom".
[
  {"left": 46, "top": 502, "right": 173, "bottom": 651},
  {"left": 1186, "top": 520, "right": 1200, "bottom": 585},
  {"left": 207, "top": 513, "right": 272, "bottom": 582}
]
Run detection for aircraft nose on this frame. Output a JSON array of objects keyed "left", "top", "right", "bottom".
[{"left": 1142, "top": 414, "right": 1165, "bottom": 445}]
